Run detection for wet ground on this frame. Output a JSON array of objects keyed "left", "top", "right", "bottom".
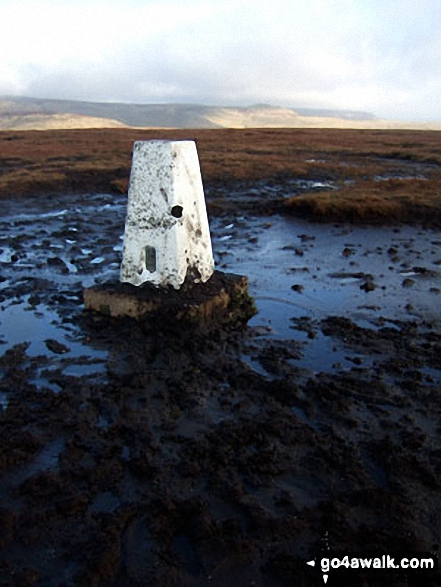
[{"left": 0, "top": 181, "right": 440, "bottom": 586}]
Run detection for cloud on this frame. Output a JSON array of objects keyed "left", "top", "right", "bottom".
[{"left": 0, "top": 0, "right": 440, "bottom": 120}]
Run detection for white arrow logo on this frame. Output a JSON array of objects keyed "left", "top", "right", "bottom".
[{"left": 306, "top": 560, "right": 329, "bottom": 583}]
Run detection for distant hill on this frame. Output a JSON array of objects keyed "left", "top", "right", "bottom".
[
  {"left": 0, "top": 111, "right": 126, "bottom": 131},
  {"left": 0, "top": 96, "right": 440, "bottom": 130},
  {"left": 0, "top": 97, "right": 220, "bottom": 129}
]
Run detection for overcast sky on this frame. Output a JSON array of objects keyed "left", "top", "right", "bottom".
[{"left": 0, "top": 0, "right": 440, "bottom": 120}]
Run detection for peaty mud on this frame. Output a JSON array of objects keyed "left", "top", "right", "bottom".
[{"left": 0, "top": 182, "right": 440, "bottom": 587}]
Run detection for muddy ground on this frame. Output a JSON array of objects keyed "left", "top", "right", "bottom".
[{"left": 0, "top": 178, "right": 440, "bottom": 587}]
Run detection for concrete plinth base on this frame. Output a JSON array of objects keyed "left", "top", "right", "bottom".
[{"left": 83, "top": 271, "right": 256, "bottom": 331}]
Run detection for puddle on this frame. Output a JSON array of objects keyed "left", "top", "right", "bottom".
[
  {"left": 29, "top": 375, "right": 62, "bottom": 393},
  {"left": 374, "top": 174, "right": 427, "bottom": 182},
  {"left": 0, "top": 391, "right": 9, "bottom": 410},
  {"left": 242, "top": 353, "right": 272, "bottom": 378},
  {"left": 0, "top": 298, "right": 107, "bottom": 362},
  {"left": 0, "top": 186, "right": 440, "bottom": 386},
  {"left": 211, "top": 212, "right": 440, "bottom": 377},
  {"left": 1, "top": 300, "right": 66, "bottom": 356},
  {"left": 212, "top": 214, "right": 441, "bottom": 324},
  {"left": 62, "top": 363, "right": 105, "bottom": 377}
]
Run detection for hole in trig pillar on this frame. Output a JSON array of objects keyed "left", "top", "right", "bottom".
[
  {"left": 171, "top": 205, "right": 183, "bottom": 218},
  {"left": 144, "top": 246, "right": 157, "bottom": 273}
]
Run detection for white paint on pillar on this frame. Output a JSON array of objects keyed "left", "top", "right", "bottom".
[{"left": 120, "top": 140, "right": 215, "bottom": 289}]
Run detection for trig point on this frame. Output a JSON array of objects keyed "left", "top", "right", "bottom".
[
  {"left": 120, "top": 140, "right": 214, "bottom": 289},
  {"left": 83, "top": 139, "right": 256, "bottom": 331}
]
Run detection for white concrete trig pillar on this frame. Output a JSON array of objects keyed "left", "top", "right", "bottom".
[{"left": 120, "top": 140, "right": 215, "bottom": 289}]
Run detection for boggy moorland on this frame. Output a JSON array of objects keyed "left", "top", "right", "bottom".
[
  {"left": 1, "top": 127, "right": 441, "bottom": 224},
  {"left": 0, "top": 128, "right": 440, "bottom": 587}
]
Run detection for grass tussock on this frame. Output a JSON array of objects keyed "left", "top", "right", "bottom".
[
  {"left": 0, "top": 128, "right": 440, "bottom": 225},
  {"left": 284, "top": 178, "right": 441, "bottom": 225}
]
